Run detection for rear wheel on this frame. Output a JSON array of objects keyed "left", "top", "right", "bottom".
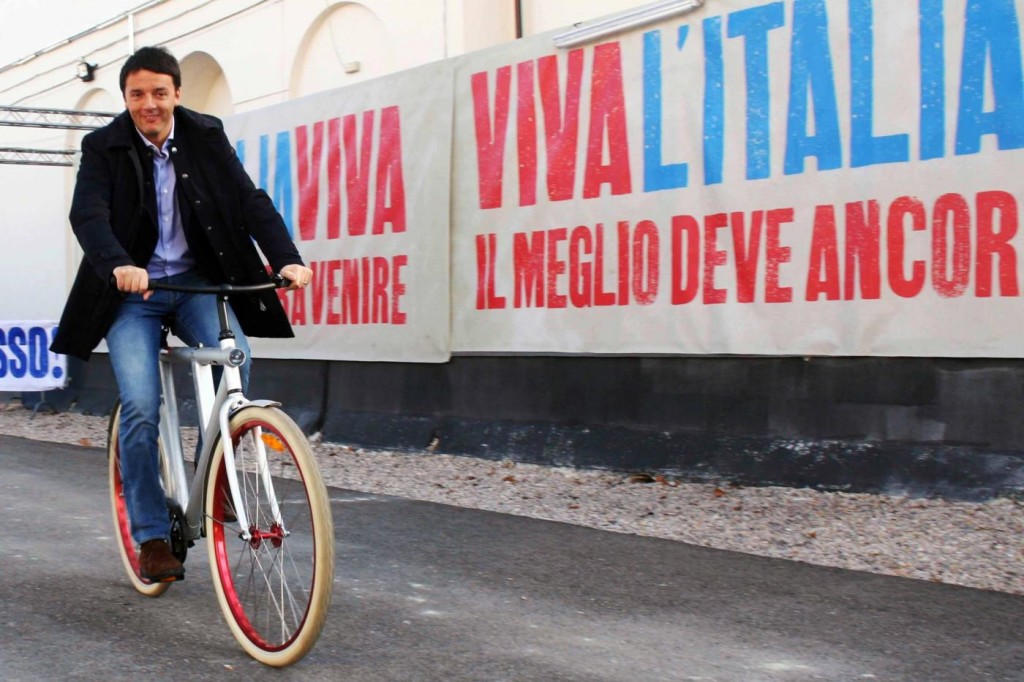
[
  {"left": 107, "top": 401, "right": 171, "bottom": 597},
  {"left": 206, "top": 406, "right": 334, "bottom": 667}
]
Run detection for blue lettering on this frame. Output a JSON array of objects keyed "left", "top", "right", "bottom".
[
  {"left": 259, "top": 134, "right": 270, "bottom": 191},
  {"left": 955, "top": 0, "right": 1024, "bottom": 154},
  {"left": 50, "top": 327, "right": 62, "bottom": 380},
  {"left": 728, "top": 2, "right": 786, "bottom": 180},
  {"left": 703, "top": 16, "right": 725, "bottom": 185},
  {"left": 8, "top": 327, "right": 26, "bottom": 379},
  {"left": 784, "top": 0, "right": 842, "bottom": 175},
  {"left": 849, "top": 0, "right": 910, "bottom": 167},
  {"left": 28, "top": 327, "right": 47, "bottom": 379},
  {"left": 274, "top": 131, "right": 294, "bottom": 237},
  {"left": 0, "top": 329, "right": 6, "bottom": 377},
  {"left": 919, "top": 0, "right": 946, "bottom": 160},
  {"left": 643, "top": 28, "right": 688, "bottom": 191}
]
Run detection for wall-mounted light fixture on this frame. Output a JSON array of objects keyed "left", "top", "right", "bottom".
[
  {"left": 342, "top": 61, "right": 361, "bottom": 74},
  {"left": 76, "top": 60, "right": 97, "bottom": 82},
  {"left": 553, "top": 0, "right": 705, "bottom": 49}
]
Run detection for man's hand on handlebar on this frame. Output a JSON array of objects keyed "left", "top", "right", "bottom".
[
  {"left": 112, "top": 265, "right": 153, "bottom": 300},
  {"left": 279, "top": 263, "right": 313, "bottom": 290},
  {"left": 112, "top": 264, "right": 311, "bottom": 296}
]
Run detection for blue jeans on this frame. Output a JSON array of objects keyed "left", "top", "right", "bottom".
[{"left": 106, "top": 271, "right": 251, "bottom": 545}]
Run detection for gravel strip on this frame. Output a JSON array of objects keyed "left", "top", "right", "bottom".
[{"left": 2, "top": 405, "right": 1021, "bottom": 596}]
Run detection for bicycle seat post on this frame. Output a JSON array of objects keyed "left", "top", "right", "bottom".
[{"left": 216, "top": 292, "right": 234, "bottom": 342}]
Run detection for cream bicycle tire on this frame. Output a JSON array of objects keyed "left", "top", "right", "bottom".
[
  {"left": 106, "top": 401, "right": 172, "bottom": 597},
  {"left": 205, "top": 405, "right": 334, "bottom": 667}
]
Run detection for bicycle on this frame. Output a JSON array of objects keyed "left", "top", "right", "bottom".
[{"left": 105, "top": 276, "right": 334, "bottom": 667}]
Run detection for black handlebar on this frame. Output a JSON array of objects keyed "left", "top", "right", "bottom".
[{"left": 110, "top": 274, "right": 291, "bottom": 295}]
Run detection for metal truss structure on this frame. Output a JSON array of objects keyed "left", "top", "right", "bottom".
[
  {"left": 0, "top": 105, "right": 116, "bottom": 166},
  {"left": 0, "top": 146, "right": 76, "bottom": 166}
]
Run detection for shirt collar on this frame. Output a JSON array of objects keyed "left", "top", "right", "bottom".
[{"left": 135, "top": 116, "right": 175, "bottom": 156}]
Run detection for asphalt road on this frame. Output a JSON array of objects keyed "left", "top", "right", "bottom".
[{"left": 0, "top": 434, "right": 1021, "bottom": 681}]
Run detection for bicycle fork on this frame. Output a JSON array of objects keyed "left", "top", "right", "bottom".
[{"left": 216, "top": 398, "right": 288, "bottom": 542}]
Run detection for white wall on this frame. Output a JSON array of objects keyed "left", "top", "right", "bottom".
[{"left": 0, "top": 163, "right": 67, "bottom": 318}]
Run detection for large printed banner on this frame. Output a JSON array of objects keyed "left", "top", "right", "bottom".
[
  {"left": 224, "top": 60, "right": 453, "bottom": 362},
  {"left": 451, "top": 0, "right": 1024, "bottom": 356},
  {"left": 0, "top": 322, "right": 66, "bottom": 392}
]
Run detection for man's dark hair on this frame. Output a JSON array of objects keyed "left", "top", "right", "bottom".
[{"left": 119, "top": 46, "right": 181, "bottom": 94}]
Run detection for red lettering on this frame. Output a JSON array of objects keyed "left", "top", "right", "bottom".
[
  {"left": 475, "top": 234, "right": 487, "bottom": 310},
  {"left": 617, "top": 220, "right": 630, "bottom": 305},
  {"left": 671, "top": 215, "right": 700, "bottom": 304},
  {"left": 844, "top": 200, "right": 881, "bottom": 300},
  {"left": 806, "top": 205, "right": 841, "bottom": 301},
  {"left": 569, "top": 226, "right": 593, "bottom": 307},
  {"left": 327, "top": 118, "right": 342, "bottom": 239},
  {"left": 538, "top": 50, "right": 583, "bottom": 202},
  {"left": 731, "top": 210, "right": 763, "bottom": 303},
  {"left": 932, "top": 193, "right": 971, "bottom": 298},
  {"left": 342, "top": 259, "right": 360, "bottom": 323},
  {"left": 298, "top": 258, "right": 407, "bottom": 325},
  {"left": 342, "top": 112, "right": 374, "bottom": 237},
  {"left": 517, "top": 60, "right": 537, "bottom": 207},
  {"left": 360, "top": 256, "right": 371, "bottom": 323},
  {"left": 593, "top": 224, "right": 616, "bottom": 306},
  {"left": 295, "top": 122, "right": 323, "bottom": 241},
  {"left": 392, "top": 255, "right": 407, "bottom": 324},
  {"left": 471, "top": 67, "right": 512, "bottom": 209},
  {"left": 975, "top": 190, "right": 1019, "bottom": 297},
  {"left": 327, "top": 260, "right": 341, "bottom": 324},
  {"left": 513, "top": 231, "right": 546, "bottom": 307},
  {"left": 703, "top": 213, "right": 727, "bottom": 304},
  {"left": 546, "top": 227, "right": 568, "bottom": 308},
  {"left": 886, "top": 196, "right": 926, "bottom": 298},
  {"left": 632, "top": 220, "right": 659, "bottom": 304},
  {"left": 310, "top": 260, "right": 328, "bottom": 324},
  {"left": 475, "top": 233, "right": 506, "bottom": 310},
  {"left": 372, "top": 106, "right": 406, "bottom": 234},
  {"left": 765, "top": 208, "right": 794, "bottom": 303},
  {"left": 372, "top": 257, "right": 389, "bottom": 323},
  {"left": 583, "top": 43, "right": 631, "bottom": 199}
]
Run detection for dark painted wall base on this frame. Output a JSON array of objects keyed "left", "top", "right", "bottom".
[
  {"left": 29, "top": 354, "right": 1024, "bottom": 501},
  {"left": 322, "top": 411, "right": 1024, "bottom": 501}
]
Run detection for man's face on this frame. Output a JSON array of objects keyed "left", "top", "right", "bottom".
[{"left": 123, "top": 69, "right": 179, "bottom": 146}]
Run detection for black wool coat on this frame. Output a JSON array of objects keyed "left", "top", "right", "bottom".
[{"left": 51, "top": 106, "right": 304, "bottom": 360}]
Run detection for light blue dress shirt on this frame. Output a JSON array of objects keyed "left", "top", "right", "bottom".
[{"left": 138, "top": 121, "right": 194, "bottom": 279}]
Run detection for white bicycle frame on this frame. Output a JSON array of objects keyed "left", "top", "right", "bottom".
[{"left": 156, "top": 333, "right": 286, "bottom": 544}]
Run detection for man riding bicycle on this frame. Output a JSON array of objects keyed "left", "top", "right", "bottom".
[{"left": 50, "top": 45, "right": 312, "bottom": 582}]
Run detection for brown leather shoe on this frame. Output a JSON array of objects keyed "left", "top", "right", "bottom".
[{"left": 138, "top": 539, "right": 185, "bottom": 582}]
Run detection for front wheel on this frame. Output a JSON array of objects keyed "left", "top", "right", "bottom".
[
  {"left": 205, "top": 406, "right": 334, "bottom": 667},
  {"left": 107, "top": 401, "right": 171, "bottom": 597}
]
